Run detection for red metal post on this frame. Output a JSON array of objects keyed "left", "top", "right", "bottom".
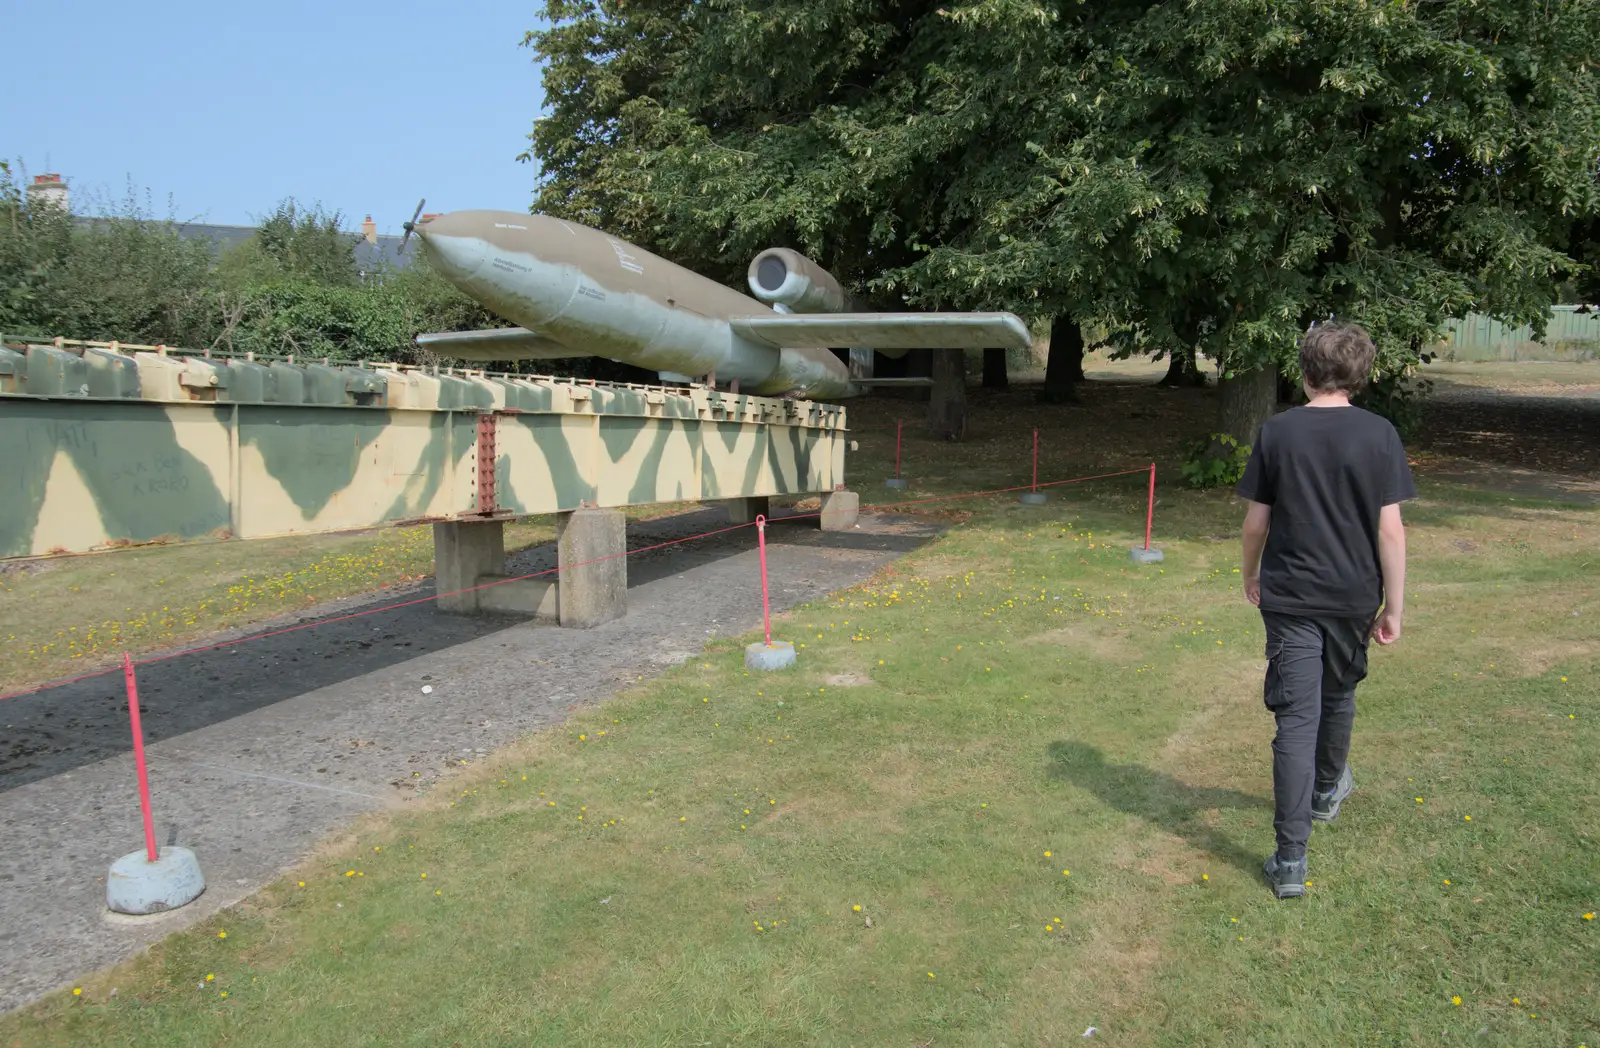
[
  {"left": 1032, "top": 429, "right": 1039, "bottom": 493},
  {"left": 123, "top": 653, "right": 159, "bottom": 863},
  {"left": 894, "top": 420, "right": 903, "bottom": 480},
  {"left": 1144, "top": 462, "right": 1156, "bottom": 551},
  {"left": 756, "top": 515, "right": 772, "bottom": 646}
]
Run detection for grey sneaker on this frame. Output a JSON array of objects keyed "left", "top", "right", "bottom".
[
  {"left": 1311, "top": 764, "right": 1355, "bottom": 822},
  {"left": 1263, "top": 852, "right": 1308, "bottom": 899}
]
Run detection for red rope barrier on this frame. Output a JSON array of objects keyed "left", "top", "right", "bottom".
[{"left": 0, "top": 464, "right": 1155, "bottom": 702}]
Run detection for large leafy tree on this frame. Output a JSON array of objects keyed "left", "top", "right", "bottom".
[{"left": 524, "top": 0, "right": 1599, "bottom": 442}]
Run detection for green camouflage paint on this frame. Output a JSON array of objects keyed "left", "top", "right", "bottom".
[{"left": 0, "top": 336, "right": 851, "bottom": 559}]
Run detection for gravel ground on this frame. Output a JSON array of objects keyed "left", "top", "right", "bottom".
[{"left": 0, "top": 507, "right": 938, "bottom": 1014}]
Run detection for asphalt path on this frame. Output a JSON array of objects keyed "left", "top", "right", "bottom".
[{"left": 0, "top": 507, "right": 937, "bottom": 1014}]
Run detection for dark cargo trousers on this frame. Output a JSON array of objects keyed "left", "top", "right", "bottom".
[{"left": 1260, "top": 611, "right": 1374, "bottom": 861}]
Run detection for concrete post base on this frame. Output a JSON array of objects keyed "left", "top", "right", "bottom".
[
  {"left": 885, "top": 478, "right": 909, "bottom": 489},
  {"left": 723, "top": 496, "right": 771, "bottom": 525},
  {"left": 1129, "top": 546, "right": 1165, "bottom": 564},
  {"left": 433, "top": 520, "right": 506, "bottom": 613},
  {"left": 820, "top": 490, "right": 859, "bottom": 531},
  {"left": 1019, "top": 491, "right": 1048, "bottom": 505},
  {"left": 106, "top": 846, "right": 205, "bottom": 916},
  {"left": 745, "top": 640, "right": 797, "bottom": 670},
  {"left": 558, "top": 508, "right": 627, "bottom": 627}
]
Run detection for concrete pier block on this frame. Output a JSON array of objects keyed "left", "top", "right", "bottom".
[
  {"left": 477, "top": 577, "right": 560, "bottom": 622},
  {"left": 820, "top": 490, "right": 859, "bottom": 531},
  {"left": 1129, "top": 546, "right": 1165, "bottom": 564},
  {"left": 558, "top": 508, "right": 628, "bottom": 628},
  {"left": 723, "top": 496, "right": 771, "bottom": 525},
  {"left": 433, "top": 520, "right": 506, "bottom": 613}
]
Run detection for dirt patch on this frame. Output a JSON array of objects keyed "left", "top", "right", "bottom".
[
  {"left": 1028, "top": 623, "right": 1138, "bottom": 661},
  {"left": 1513, "top": 641, "right": 1595, "bottom": 678},
  {"left": 824, "top": 672, "right": 872, "bottom": 687}
]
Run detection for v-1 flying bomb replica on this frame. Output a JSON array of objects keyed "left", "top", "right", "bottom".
[{"left": 403, "top": 205, "right": 1030, "bottom": 400}]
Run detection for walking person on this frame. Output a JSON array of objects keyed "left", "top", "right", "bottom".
[{"left": 1236, "top": 321, "right": 1416, "bottom": 898}]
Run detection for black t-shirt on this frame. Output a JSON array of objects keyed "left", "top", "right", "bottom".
[{"left": 1236, "top": 405, "right": 1417, "bottom": 618}]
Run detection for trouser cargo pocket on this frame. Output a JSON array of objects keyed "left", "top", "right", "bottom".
[{"left": 1262, "top": 634, "right": 1288, "bottom": 711}]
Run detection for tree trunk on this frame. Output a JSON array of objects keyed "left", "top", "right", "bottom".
[
  {"left": 928, "top": 348, "right": 969, "bottom": 441},
  {"left": 1213, "top": 363, "right": 1279, "bottom": 453},
  {"left": 1276, "top": 371, "right": 1300, "bottom": 406},
  {"left": 1159, "top": 343, "right": 1202, "bottom": 386},
  {"left": 982, "top": 347, "right": 1008, "bottom": 389},
  {"left": 906, "top": 347, "right": 934, "bottom": 402},
  {"left": 1038, "top": 316, "right": 1082, "bottom": 404}
]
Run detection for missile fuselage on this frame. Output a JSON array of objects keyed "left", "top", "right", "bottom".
[{"left": 417, "top": 211, "right": 857, "bottom": 398}]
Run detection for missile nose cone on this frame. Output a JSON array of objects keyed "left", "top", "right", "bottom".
[{"left": 416, "top": 213, "right": 489, "bottom": 283}]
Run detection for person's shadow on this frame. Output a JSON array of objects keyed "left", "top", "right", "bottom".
[{"left": 1045, "top": 740, "right": 1269, "bottom": 877}]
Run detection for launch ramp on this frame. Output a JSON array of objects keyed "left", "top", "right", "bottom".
[{"left": 1, "top": 337, "right": 855, "bottom": 623}]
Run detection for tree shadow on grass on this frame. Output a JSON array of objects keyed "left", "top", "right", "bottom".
[{"left": 1045, "top": 740, "right": 1270, "bottom": 878}]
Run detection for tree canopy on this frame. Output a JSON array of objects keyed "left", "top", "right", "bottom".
[{"left": 523, "top": 0, "right": 1600, "bottom": 389}]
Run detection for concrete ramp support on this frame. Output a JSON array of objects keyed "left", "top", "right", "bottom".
[
  {"left": 556, "top": 509, "right": 627, "bottom": 628},
  {"left": 433, "top": 509, "right": 627, "bottom": 626},
  {"left": 723, "top": 496, "right": 770, "bottom": 524},
  {"left": 430, "top": 519, "right": 560, "bottom": 623}
]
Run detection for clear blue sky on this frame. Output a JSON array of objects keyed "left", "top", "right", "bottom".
[{"left": 3, "top": 0, "right": 546, "bottom": 233}]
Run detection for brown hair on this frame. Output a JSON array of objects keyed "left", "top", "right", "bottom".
[{"left": 1299, "top": 321, "right": 1376, "bottom": 394}]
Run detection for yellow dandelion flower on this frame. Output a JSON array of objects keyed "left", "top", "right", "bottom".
[
  {"left": 1451, "top": 996, "right": 1461, "bottom": 1006},
  {"left": 927, "top": 972, "right": 935, "bottom": 979},
  {"left": 1201, "top": 873, "right": 1209, "bottom": 881},
  {"left": 1062, "top": 869, "right": 1070, "bottom": 877},
  {"left": 853, "top": 905, "right": 862, "bottom": 912},
  {"left": 1044, "top": 851, "right": 1052, "bottom": 857},
  {"left": 1584, "top": 912, "right": 1595, "bottom": 920},
  {"left": 217, "top": 931, "right": 227, "bottom": 939},
  {"left": 73, "top": 988, "right": 83, "bottom": 996},
  {"left": 206, "top": 974, "right": 214, "bottom": 982}
]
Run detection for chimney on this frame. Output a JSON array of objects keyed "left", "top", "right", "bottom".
[
  {"left": 27, "top": 173, "right": 69, "bottom": 213},
  {"left": 361, "top": 214, "right": 377, "bottom": 245}
]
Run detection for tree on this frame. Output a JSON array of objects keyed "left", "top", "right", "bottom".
[
  {"left": 524, "top": 0, "right": 1600, "bottom": 448},
  {"left": 981, "top": 348, "right": 1007, "bottom": 389},
  {"left": 0, "top": 163, "right": 219, "bottom": 345},
  {"left": 928, "top": 347, "right": 968, "bottom": 440},
  {"left": 216, "top": 199, "right": 362, "bottom": 291}
]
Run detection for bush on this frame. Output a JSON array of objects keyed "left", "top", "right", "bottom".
[{"left": 1179, "top": 432, "right": 1252, "bottom": 489}]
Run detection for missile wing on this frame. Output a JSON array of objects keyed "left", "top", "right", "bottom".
[{"left": 730, "top": 312, "right": 1031, "bottom": 351}]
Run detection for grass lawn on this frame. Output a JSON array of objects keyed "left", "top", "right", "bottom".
[
  {"left": 0, "top": 502, "right": 710, "bottom": 696},
  {"left": 4, "top": 478, "right": 1596, "bottom": 1044},
  {"left": 2, "top": 371, "right": 1596, "bottom": 1045}
]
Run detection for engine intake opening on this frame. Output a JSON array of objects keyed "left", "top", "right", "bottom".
[{"left": 756, "top": 255, "right": 788, "bottom": 292}]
